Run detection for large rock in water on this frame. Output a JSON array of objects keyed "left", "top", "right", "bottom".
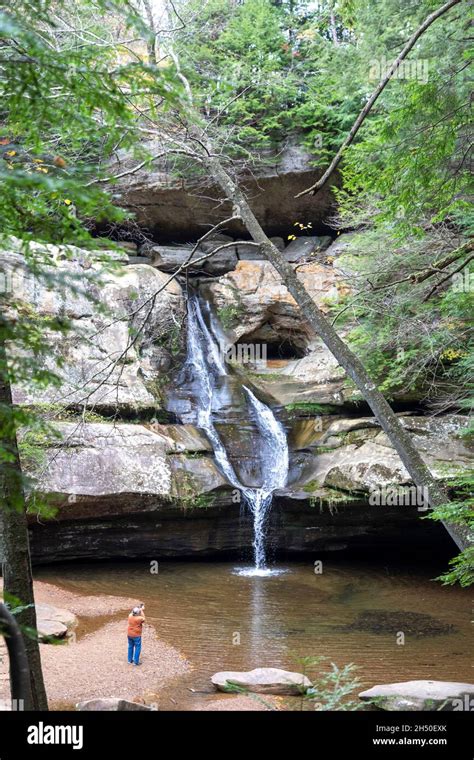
[
  {"left": 211, "top": 667, "right": 312, "bottom": 695},
  {"left": 1, "top": 241, "right": 185, "bottom": 413},
  {"left": 111, "top": 141, "right": 336, "bottom": 240},
  {"left": 359, "top": 681, "right": 474, "bottom": 711}
]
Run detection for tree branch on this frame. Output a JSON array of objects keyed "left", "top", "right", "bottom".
[
  {"left": 295, "top": 0, "right": 462, "bottom": 199},
  {"left": 423, "top": 253, "right": 474, "bottom": 301}
]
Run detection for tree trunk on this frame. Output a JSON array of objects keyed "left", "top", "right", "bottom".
[
  {"left": 0, "top": 602, "right": 30, "bottom": 708},
  {"left": 204, "top": 151, "right": 470, "bottom": 551},
  {"left": 0, "top": 336, "right": 48, "bottom": 711}
]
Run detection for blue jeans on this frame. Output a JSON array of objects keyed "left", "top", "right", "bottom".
[{"left": 128, "top": 635, "right": 142, "bottom": 665}]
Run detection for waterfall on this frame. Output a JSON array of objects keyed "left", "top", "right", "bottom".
[{"left": 180, "top": 296, "right": 289, "bottom": 572}]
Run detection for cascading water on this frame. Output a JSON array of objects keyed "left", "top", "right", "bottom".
[
  {"left": 240, "top": 388, "right": 288, "bottom": 570},
  {"left": 180, "top": 296, "right": 289, "bottom": 574}
]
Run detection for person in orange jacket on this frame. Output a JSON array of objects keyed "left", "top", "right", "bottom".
[{"left": 127, "top": 604, "right": 145, "bottom": 665}]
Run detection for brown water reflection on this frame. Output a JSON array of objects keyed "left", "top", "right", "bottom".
[{"left": 38, "top": 559, "right": 472, "bottom": 710}]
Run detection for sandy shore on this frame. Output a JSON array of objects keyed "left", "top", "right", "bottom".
[
  {"left": 0, "top": 580, "right": 279, "bottom": 710},
  {"left": 195, "top": 694, "right": 283, "bottom": 711},
  {"left": 0, "top": 580, "right": 189, "bottom": 709}
]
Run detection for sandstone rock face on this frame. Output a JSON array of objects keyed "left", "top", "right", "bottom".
[
  {"left": 201, "top": 256, "right": 357, "bottom": 405},
  {"left": 28, "top": 421, "right": 227, "bottom": 510},
  {"left": 32, "top": 423, "right": 175, "bottom": 501},
  {"left": 6, "top": 231, "right": 472, "bottom": 565},
  {"left": 2, "top": 242, "right": 185, "bottom": 413},
  {"left": 359, "top": 681, "right": 474, "bottom": 711},
  {"left": 76, "top": 698, "right": 156, "bottom": 711},
  {"left": 112, "top": 141, "right": 336, "bottom": 240},
  {"left": 25, "top": 499, "right": 454, "bottom": 563},
  {"left": 149, "top": 243, "right": 238, "bottom": 275},
  {"left": 146, "top": 235, "right": 307, "bottom": 275},
  {"left": 198, "top": 235, "right": 440, "bottom": 406},
  {"left": 18, "top": 414, "right": 470, "bottom": 563},
  {"left": 211, "top": 667, "right": 312, "bottom": 695},
  {"left": 287, "top": 415, "right": 473, "bottom": 496},
  {"left": 202, "top": 259, "right": 347, "bottom": 343}
]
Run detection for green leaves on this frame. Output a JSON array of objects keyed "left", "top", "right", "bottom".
[{"left": 0, "top": 1, "right": 181, "bottom": 246}]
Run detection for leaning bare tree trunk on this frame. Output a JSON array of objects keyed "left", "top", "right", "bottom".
[
  {"left": 0, "top": 336, "right": 48, "bottom": 711},
  {"left": 203, "top": 149, "right": 470, "bottom": 551}
]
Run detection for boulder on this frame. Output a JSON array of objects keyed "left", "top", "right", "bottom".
[
  {"left": 234, "top": 237, "right": 284, "bottom": 260},
  {"left": 211, "top": 667, "right": 312, "bottom": 695},
  {"left": 37, "top": 620, "right": 68, "bottom": 639},
  {"left": 150, "top": 243, "right": 238, "bottom": 275},
  {"left": 76, "top": 698, "right": 156, "bottom": 711},
  {"left": 113, "top": 241, "right": 138, "bottom": 253},
  {"left": 36, "top": 603, "right": 77, "bottom": 641},
  {"left": 317, "top": 235, "right": 333, "bottom": 251},
  {"left": 127, "top": 255, "right": 152, "bottom": 265},
  {"left": 359, "top": 681, "right": 474, "bottom": 711},
  {"left": 284, "top": 236, "right": 323, "bottom": 262},
  {"left": 270, "top": 237, "right": 286, "bottom": 252}
]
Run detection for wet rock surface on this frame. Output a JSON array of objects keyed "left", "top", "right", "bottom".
[
  {"left": 211, "top": 667, "right": 312, "bottom": 695},
  {"left": 15, "top": 412, "right": 471, "bottom": 563},
  {"left": 359, "top": 680, "right": 474, "bottom": 711}
]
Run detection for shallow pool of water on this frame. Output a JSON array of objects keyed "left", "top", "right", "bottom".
[{"left": 37, "top": 559, "right": 472, "bottom": 710}]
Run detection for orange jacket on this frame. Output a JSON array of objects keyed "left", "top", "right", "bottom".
[{"left": 127, "top": 613, "right": 145, "bottom": 638}]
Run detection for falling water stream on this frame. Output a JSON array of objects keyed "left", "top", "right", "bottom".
[{"left": 179, "top": 296, "right": 289, "bottom": 574}]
